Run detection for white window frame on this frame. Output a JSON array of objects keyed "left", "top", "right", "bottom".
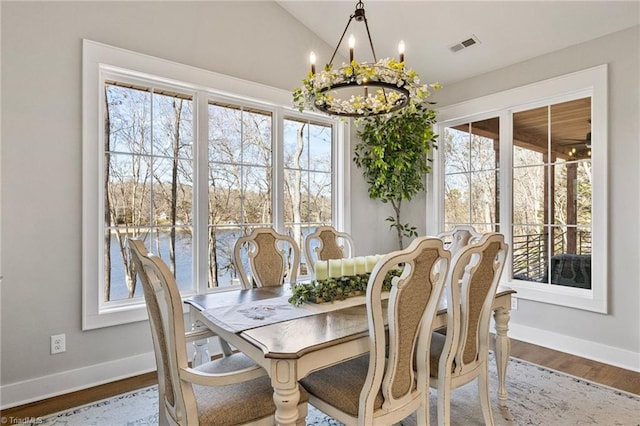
[
  {"left": 82, "top": 40, "right": 348, "bottom": 329},
  {"left": 429, "top": 65, "right": 607, "bottom": 313}
]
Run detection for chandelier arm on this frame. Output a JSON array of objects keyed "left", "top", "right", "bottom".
[
  {"left": 362, "top": 16, "right": 378, "bottom": 62},
  {"left": 329, "top": 14, "right": 356, "bottom": 65},
  {"left": 362, "top": 16, "right": 393, "bottom": 106}
]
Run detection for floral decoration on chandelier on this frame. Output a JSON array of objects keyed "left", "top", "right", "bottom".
[{"left": 293, "top": 58, "right": 441, "bottom": 117}]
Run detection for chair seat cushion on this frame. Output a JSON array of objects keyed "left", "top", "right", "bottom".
[
  {"left": 299, "top": 354, "right": 383, "bottom": 417},
  {"left": 193, "top": 353, "right": 308, "bottom": 425}
]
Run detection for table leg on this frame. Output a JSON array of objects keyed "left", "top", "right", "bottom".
[
  {"left": 493, "top": 306, "right": 511, "bottom": 407},
  {"left": 271, "top": 360, "right": 301, "bottom": 426},
  {"left": 189, "top": 311, "right": 211, "bottom": 367},
  {"left": 273, "top": 386, "right": 301, "bottom": 426}
]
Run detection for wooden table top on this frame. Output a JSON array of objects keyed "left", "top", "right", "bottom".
[{"left": 185, "top": 285, "right": 515, "bottom": 361}]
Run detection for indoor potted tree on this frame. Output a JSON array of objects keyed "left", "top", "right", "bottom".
[{"left": 353, "top": 99, "right": 439, "bottom": 249}]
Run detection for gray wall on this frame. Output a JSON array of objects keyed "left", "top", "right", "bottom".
[
  {"left": 430, "top": 26, "right": 640, "bottom": 364},
  {"left": 0, "top": 1, "right": 394, "bottom": 402},
  {"left": 0, "top": 0, "right": 375, "bottom": 400}
]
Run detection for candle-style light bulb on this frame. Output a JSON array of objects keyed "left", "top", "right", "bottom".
[
  {"left": 398, "top": 40, "right": 405, "bottom": 63},
  {"left": 309, "top": 51, "right": 316, "bottom": 74},
  {"left": 348, "top": 35, "right": 355, "bottom": 63}
]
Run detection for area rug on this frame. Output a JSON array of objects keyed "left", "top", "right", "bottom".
[{"left": 19, "top": 357, "right": 640, "bottom": 425}]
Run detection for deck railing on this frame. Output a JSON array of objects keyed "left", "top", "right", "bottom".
[{"left": 512, "top": 230, "right": 591, "bottom": 282}]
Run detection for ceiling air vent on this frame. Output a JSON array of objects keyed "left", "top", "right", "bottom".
[{"left": 449, "top": 35, "right": 481, "bottom": 53}]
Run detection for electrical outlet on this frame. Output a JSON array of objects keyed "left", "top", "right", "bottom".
[
  {"left": 51, "top": 334, "right": 66, "bottom": 354},
  {"left": 511, "top": 297, "right": 518, "bottom": 311}
]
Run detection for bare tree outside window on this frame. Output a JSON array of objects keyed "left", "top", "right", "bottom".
[
  {"left": 207, "top": 103, "right": 273, "bottom": 287},
  {"left": 442, "top": 98, "right": 592, "bottom": 289},
  {"left": 443, "top": 118, "right": 500, "bottom": 234},
  {"left": 104, "top": 82, "right": 193, "bottom": 302},
  {"left": 512, "top": 98, "right": 592, "bottom": 288},
  {"left": 102, "top": 81, "right": 336, "bottom": 301},
  {"left": 283, "top": 118, "right": 332, "bottom": 273}
]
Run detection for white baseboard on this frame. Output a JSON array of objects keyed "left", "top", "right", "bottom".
[
  {"left": 1, "top": 338, "right": 227, "bottom": 410},
  {"left": 508, "top": 322, "right": 640, "bottom": 372},
  {"left": 0, "top": 351, "right": 156, "bottom": 410},
  {"left": 3, "top": 325, "right": 637, "bottom": 409}
]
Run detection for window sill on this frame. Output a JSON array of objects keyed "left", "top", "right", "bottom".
[{"left": 507, "top": 279, "right": 607, "bottom": 314}]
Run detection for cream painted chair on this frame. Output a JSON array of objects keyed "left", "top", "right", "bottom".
[
  {"left": 437, "top": 225, "right": 484, "bottom": 256},
  {"left": 300, "top": 237, "right": 450, "bottom": 425},
  {"left": 233, "top": 227, "right": 300, "bottom": 289},
  {"left": 429, "top": 233, "right": 508, "bottom": 426},
  {"left": 128, "top": 239, "right": 308, "bottom": 426},
  {"left": 304, "top": 226, "right": 355, "bottom": 273}
]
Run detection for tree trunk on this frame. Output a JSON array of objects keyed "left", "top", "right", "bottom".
[
  {"left": 169, "top": 99, "right": 183, "bottom": 276},
  {"left": 391, "top": 199, "right": 404, "bottom": 250},
  {"left": 104, "top": 87, "right": 112, "bottom": 302}
]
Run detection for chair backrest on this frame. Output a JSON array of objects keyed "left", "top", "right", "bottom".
[
  {"left": 234, "top": 227, "right": 300, "bottom": 289},
  {"left": 128, "top": 238, "right": 198, "bottom": 425},
  {"left": 438, "top": 225, "right": 484, "bottom": 256},
  {"left": 359, "top": 237, "right": 450, "bottom": 422},
  {"left": 304, "top": 226, "right": 355, "bottom": 272},
  {"left": 441, "top": 233, "right": 508, "bottom": 376}
]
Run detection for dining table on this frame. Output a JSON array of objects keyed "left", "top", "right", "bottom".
[{"left": 185, "top": 284, "right": 516, "bottom": 426}]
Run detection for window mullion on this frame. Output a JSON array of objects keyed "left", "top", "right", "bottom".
[
  {"left": 499, "top": 110, "right": 513, "bottom": 279},
  {"left": 194, "top": 94, "right": 209, "bottom": 293},
  {"left": 273, "top": 108, "right": 284, "bottom": 232}
]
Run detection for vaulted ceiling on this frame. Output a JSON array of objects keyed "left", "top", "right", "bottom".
[
  {"left": 277, "top": 1, "right": 639, "bottom": 85},
  {"left": 278, "top": 1, "right": 637, "bottom": 149}
]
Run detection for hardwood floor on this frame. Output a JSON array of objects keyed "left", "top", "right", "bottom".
[
  {"left": 0, "top": 372, "right": 158, "bottom": 421},
  {"left": 2, "top": 338, "right": 639, "bottom": 421},
  {"left": 507, "top": 339, "right": 640, "bottom": 395}
]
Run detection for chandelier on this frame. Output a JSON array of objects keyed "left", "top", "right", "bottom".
[{"left": 293, "top": 0, "right": 434, "bottom": 118}]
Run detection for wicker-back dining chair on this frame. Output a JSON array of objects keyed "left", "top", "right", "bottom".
[
  {"left": 299, "top": 237, "right": 450, "bottom": 425},
  {"left": 128, "top": 238, "right": 308, "bottom": 425},
  {"left": 429, "top": 233, "right": 508, "bottom": 426},
  {"left": 304, "top": 226, "right": 355, "bottom": 273},
  {"left": 233, "top": 227, "right": 300, "bottom": 289},
  {"left": 437, "top": 225, "right": 484, "bottom": 256}
]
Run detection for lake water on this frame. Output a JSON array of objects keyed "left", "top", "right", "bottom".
[
  {"left": 108, "top": 231, "right": 235, "bottom": 301},
  {"left": 107, "top": 228, "right": 317, "bottom": 301}
]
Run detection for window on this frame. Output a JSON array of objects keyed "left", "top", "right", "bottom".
[
  {"left": 104, "top": 81, "right": 195, "bottom": 302},
  {"left": 443, "top": 116, "right": 501, "bottom": 234},
  {"left": 206, "top": 103, "right": 274, "bottom": 287},
  {"left": 432, "top": 65, "right": 607, "bottom": 313},
  {"left": 83, "top": 40, "right": 346, "bottom": 329},
  {"left": 511, "top": 98, "right": 592, "bottom": 290},
  {"left": 283, "top": 117, "right": 333, "bottom": 273}
]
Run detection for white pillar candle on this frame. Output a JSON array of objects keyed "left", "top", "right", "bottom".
[
  {"left": 354, "top": 256, "right": 366, "bottom": 275},
  {"left": 314, "top": 260, "right": 328, "bottom": 281},
  {"left": 328, "top": 259, "right": 343, "bottom": 278},
  {"left": 365, "top": 255, "right": 379, "bottom": 273},
  {"left": 341, "top": 258, "right": 355, "bottom": 277}
]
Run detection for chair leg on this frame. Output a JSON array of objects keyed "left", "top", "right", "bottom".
[
  {"left": 478, "top": 365, "right": 495, "bottom": 426},
  {"left": 416, "top": 392, "right": 429, "bottom": 426},
  {"left": 437, "top": 379, "right": 452, "bottom": 426},
  {"left": 158, "top": 407, "right": 170, "bottom": 426}
]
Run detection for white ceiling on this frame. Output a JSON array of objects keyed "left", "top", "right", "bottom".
[{"left": 277, "top": 0, "right": 640, "bottom": 85}]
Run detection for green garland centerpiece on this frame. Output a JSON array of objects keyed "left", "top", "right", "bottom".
[{"left": 288, "top": 269, "right": 402, "bottom": 306}]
